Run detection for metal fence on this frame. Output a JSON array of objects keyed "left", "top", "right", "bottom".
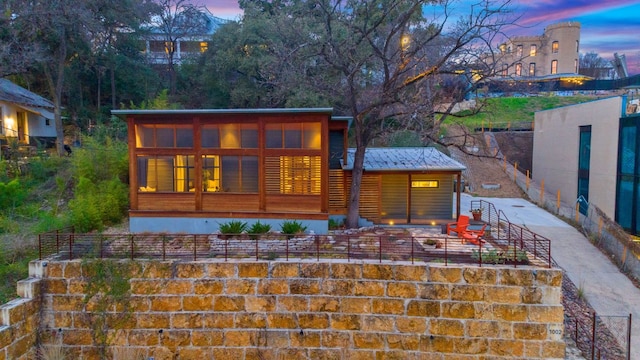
[
  {"left": 471, "top": 199, "right": 552, "bottom": 268},
  {"left": 565, "top": 310, "right": 631, "bottom": 360},
  {"left": 38, "top": 230, "right": 551, "bottom": 268}
]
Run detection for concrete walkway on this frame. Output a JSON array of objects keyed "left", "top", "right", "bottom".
[{"left": 459, "top": 194, "right": 640, "bottom": 359}]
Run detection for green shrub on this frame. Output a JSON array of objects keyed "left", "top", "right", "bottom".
[
  {"left": 219, "top": 220, "right": 248, "bottom": 235},
  {"left": 67, "top": 176, "right": 129, "bottom": 233},
  {"left": 328, "top": 218, "right": 344, "bottom": 230},
  {"left": 248, "top": 221, "right": 271, "bottom": 239},
  {"left": 280, "top": 220, "right": 307, "bottom": 236},
  {"left": 0, "top": 178, "right": 27, "bottom": 211}
]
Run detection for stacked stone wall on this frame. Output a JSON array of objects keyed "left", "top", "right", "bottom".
[
  {"left": 34, "top": 260, "right": 566, "bottom": 359},
  {"left": 0, "top": 262, "right": 47, "bottom": 360}
]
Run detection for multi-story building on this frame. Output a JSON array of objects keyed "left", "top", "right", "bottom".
[
  {"left": 496, "top": 22, "right": 581, "bottom": 78},
  {"left": 141, "top": 11, "right": 229, "bottom": 65}
]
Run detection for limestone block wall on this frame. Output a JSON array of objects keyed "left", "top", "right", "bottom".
[
  {"left": 0, "top": 262, "right": 47, "bottom": 360},
  {"left": 38, "top": 260, "right": 565, "bottom": 359}
]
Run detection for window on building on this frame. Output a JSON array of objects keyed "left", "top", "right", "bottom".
[
  {"left": 499, "top": 44, "right": 506, "bottom": 54},
  {"left": 137, "top": 155, "right": 195, "bottom": 192},
  {"left": 530, "top": 44, "right": 537, "bottom": 57},
  {"left": 266, "top": 156, "right": 321, "bottom": 195},
  {"left": 200, "top": 42, "right": 208, "bottom": 53},
  {"left": 136, "top": 124, "right": 194, "bottom": 148},
  {"left": 164, "top": 41, "right": 174, "bottom": 54},
  {"left": 202, "top": 124, "right": 258, "bottom": 149},
  {"left": 516, "top": 45, "right": 523, "bottom": 57},
  {"left": 45, "top": 118, "right": 50, "bottom": 126},
  {"left": 221, "top": 156, "right": 259, "bottom": 193},
  {"left": 575, "top": 59, "right": 578, "bottom": 73},
  {"left": 265, "top": 122, "right": 321, "bottom": 149},
  {"left": 529, "top": 63, "right": 536, "bottom": 76},
  {"left": 501, "top": 64, "right": 508, "bottom": 77},
  {"left": 552, "top": 41, "right": 559, "bottom": 53},
  {"left": 515, "top": 63, "right": 522, "bottom": 76},
  {"left": 577, "top": 126, "right": 591, "bottom": 215},
  {"left": 551, "top": 60, "right": 558, "bottom": 74},
  {"left": 576, "top": 40, "right": 579, "bottom": 52},
  {"left": 202, "top": 155, "right": 221, "bottom": 192}
]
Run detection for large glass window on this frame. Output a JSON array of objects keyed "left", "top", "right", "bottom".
[
  {"left": 551, "top": 60, "right": 558, "bottom": 75},
  {"left": 529, "top": 44, "right": 537, "bottom": 57},
  {"left": 220, "top": 156, "right": 259, "bottom": 193},
  {"left": 265, "top": 156, "right": 321, "bottom": 194},
  {"left": 201, "top": 124, "right": 257, "bottom": 148},
  {"left": 266, "top": 123, "right": 321, "bottom": 149},
  {"left": 202, "top": 155, "right": 221, "bottom": 192},
  {"left": 136, "top": 124, "right": 193, "bottom": 148},
  {"left": 137, "top": 155, "right": 195, "bottom": 192}
]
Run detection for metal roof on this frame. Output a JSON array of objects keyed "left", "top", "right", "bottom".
[
  {"left": 0, "top": 79, "right": 54, "bottom": 109},
  {"left": 342, "top": 147, "right": 466, "bottom": 172},
  {"left": 112, "top": 108, "right": 335, "bottom": 116}
]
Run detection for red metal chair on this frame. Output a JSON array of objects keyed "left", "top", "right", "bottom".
[{"left": 446, "top": 215, "right": 470, "bottom": 236}]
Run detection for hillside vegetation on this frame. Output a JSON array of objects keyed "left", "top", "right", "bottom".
[
  {"left": 453, "top": 95, "right": 595, "bottom": 127},
  {"left": 0, "top": 131, "right": 128, "bottom": 302}
]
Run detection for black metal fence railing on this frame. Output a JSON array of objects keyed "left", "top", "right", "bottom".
[
  {"left": 565, "top": 307, "right": 631, "bottom": 360},
  {"left": 37, "top": 231, "right": 552, "bottom": 268},
  {"left": 471, "top": 199, "right": 552, "bottom": 268}
]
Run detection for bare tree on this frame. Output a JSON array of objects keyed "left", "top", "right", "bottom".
[
  {"left": 579, "top": 51, "right": 613, "bottom": 79},
  {"left": 238, "top": 0, "right": 516, "bottom": 228}
]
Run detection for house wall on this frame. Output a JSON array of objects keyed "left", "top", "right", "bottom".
[
  {"left": 0, "top": 102, "right": 55, "bottom": 141},
  {"left": 533, "top": 96, "right": 621, "bottom": 218},
  {"left": 499, "top": 22, "right": 580, "bottom": 77},
  {"left": 26, "top": 112, "right": 56, "bottom": 138},
  {"left": 34, "top": 259, "right": 565, "bottom": 359}
]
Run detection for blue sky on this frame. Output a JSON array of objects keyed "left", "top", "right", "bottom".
[{"left": 204, "top": 0, "right": 640, "bottom": 74}]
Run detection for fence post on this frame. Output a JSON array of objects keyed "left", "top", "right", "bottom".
[
  {"left": 255, "top": 236, "right": 259, "bottom": 261},
  {"left": 513, "top": 162, "right": 517, "bottom": 182},
  {"left": 162, "top": 235, "right": 166, "bottom": 261},
  {"left": 286, "top": 236, "right": 289, "bottom": 261},
  {"left": 591, "top": 312, "right": 596, "bottom": 360},
  {"left": 316, "top": 235, "right": 320, "bottom": 262},
  {"left": 526, "top": 170, "right": 530, "bottom": 191},
  {"left": 130, "top": 235, "right": 134, "bottom": 261},
  {"left": 38, "top": 234, "right": 42, "bottom": 260},
  {"left": 378, "top": 235, "right": 382, "bottom": 263},
  {"left": 540, "top": 180, "right": 545, "bottom": 204},
  {"left": 557, "top": 190, "right": 561, "bottom": 213},
  {"left": 411, "top": 236, "right": 414, "bottom": 264},
  {"left": 193, "top": 235, "right": 197, "bottom": 261},
  {"left": 69, "top": 232, "right": 73, "bottom": 260},
  {"left": 627, "top": 313, "right": 632, "bottom": 360},
  {"left": 347, "top": 236, "right": 351, "bottom": 262}
]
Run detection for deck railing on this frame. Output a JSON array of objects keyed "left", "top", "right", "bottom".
[{"left": 37, "top": 230, "right": 551, "bottom": 268}]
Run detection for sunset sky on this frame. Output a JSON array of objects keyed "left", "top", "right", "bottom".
[{"left": 203, "top": 0, "right": 640, "bottom": 75}]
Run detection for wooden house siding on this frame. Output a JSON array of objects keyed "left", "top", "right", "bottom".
[{"left": 120, "top": 109, "right": 347, "bottom": 227}]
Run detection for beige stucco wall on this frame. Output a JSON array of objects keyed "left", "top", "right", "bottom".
[{"left": 533, "top": 96, "right": 622, "bottom": 218}]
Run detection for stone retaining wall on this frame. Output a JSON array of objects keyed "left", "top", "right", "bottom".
[{"left": 31, "top": 260, "right": 565, "bottom": 359}]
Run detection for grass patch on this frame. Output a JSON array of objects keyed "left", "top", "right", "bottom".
[{"left": 448, "top": 95, "right": 594, "bottom": 128}]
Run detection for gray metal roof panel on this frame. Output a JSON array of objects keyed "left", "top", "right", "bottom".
[{"left": 342, "top": 147, "right": 466, "bottom": 172}]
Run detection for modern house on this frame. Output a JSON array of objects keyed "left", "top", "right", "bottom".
[
  {"left": 0, "top": 78, "right": 56, "bottom": 147},
  {"left": 533, "top": 95, "right": 640, "bottom": 235},
  {"left": 113, "top": 108, "right": 465, "bottom": 234}
]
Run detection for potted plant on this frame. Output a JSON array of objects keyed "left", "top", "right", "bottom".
[{"left": 471, "top": 208, "right": 483, "bottom": 221}]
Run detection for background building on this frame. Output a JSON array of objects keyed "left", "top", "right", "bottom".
[{"left": 497, "top": 22, "right": 581, "bottom": 78}]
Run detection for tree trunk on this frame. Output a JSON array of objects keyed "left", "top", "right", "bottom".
[{"left": 346, "top": 146, "right": 366, "bottom": 228}]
